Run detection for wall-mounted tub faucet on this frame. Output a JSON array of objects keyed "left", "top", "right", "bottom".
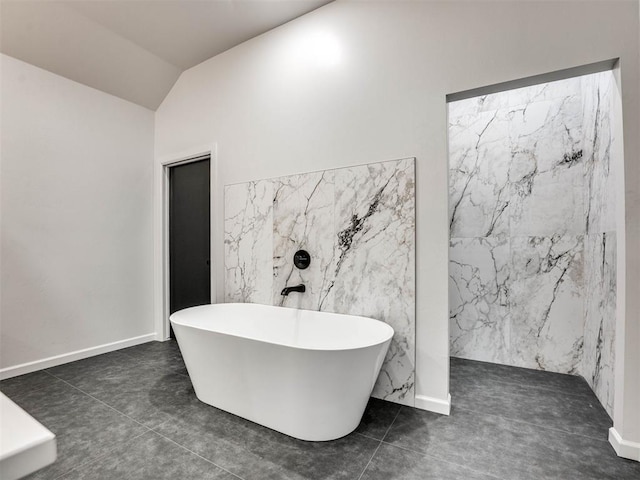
[{"left": 281, "top": 284, "right": 306, "bottom": 296}]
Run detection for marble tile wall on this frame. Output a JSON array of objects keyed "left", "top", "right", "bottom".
[
  {"left": 225, "top": 180, "right": 273, "bottom": 305},
  {"left": 448, "top": 72, "right": 616, "bottom": 416},
  {"left": 580, "top": 72, "right": 617, "bottom": 417},
  {"left": 224, "top": 158, "right": 416, "bottom": 406},
  {"left": 582, "top": 232, "right": 616, "bottom": 416}
]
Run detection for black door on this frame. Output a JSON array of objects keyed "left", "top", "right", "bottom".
[{"left": 169, "top": 157, "right": 211, "bottom": 338}]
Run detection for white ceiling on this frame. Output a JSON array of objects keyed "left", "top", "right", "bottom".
[{"left": 0, "top": 0, "right": 333, "bottom": 110}]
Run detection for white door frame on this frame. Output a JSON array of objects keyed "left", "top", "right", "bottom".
[{"left": 154, "top": 143, "right": 218, "bottom": 340}]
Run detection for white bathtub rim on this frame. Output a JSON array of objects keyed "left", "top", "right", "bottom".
[{"left": 170, "top": 303, "right": 395, "bottom": 352}]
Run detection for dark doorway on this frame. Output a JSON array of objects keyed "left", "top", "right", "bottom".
[{"left": 169, "top": 156, "right": 211, "bottom": 338}]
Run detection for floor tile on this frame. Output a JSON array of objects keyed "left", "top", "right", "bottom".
[
  {"left": 59, "top": 431, "right": 236, "bottom": 480},
  {"left": 355, "top": 397, "right": 402, "bottom": 440},
  {"left": 451, "top": 367, "right": 612, "bottom": 439},
  {"left": 119, "top": 340, "right": 188, "bottom": 375},
  {"left": 62, "top": 362, "right": 196, "bottom": 429},
  {"left": 361, "top": 443, "right": 498, "bottom": 480},
  {"left": 384, "top": 406, "right": 640, "bottom": 480},
  {"left": 14, "top": 381, "right": 147, "bottom": 479},
  {"left": 0, "top": 370, "right": 60, "bottom": 398},
  {"left": 154, "top": 400, "right": 380, "bottom": 480},
  {"left": 5, "top": 348, "right": 638, "bottom": 480},
  {"left": 46, "top": 351, "right": 133, "bottom": 385},
  {"left": 450, "top": 356, "right": 594, "bottom": 397}
]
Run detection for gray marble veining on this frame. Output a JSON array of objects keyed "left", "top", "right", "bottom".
[
  {"left": 224, "top": 158, "right": 416, "bottom": 406},
  {"left": 582, "top": 232, "right": 616, "bottom": 416},
  {"left": 448, "top": 72, "right": 617, "bottom": 416},
  {"left": 272, "top": 170, "right": 335, "bottom": 310},
  {"left": 331, "top": 159, "right": 415, "bottom": 403},
  {"left": 449, "top": 109, "right": 511, "bottom": 239},
  {"left": 582, "top": 73, "right": 617, "bottom": 235},
  {"left": 449, "top": 237, "right": 510, "bottom": 365},
  {"left": 509, "top": 235, "right": 584, "bottom": 373},
  {"left": 224, "top": 180, "right": 273, "bottom": 304}
]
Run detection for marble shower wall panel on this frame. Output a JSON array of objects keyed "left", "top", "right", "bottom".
[
  {"left": 272, "top": 171, "right": 335, "bottom": 310},
  {"left": 582, "top": 232, "right": 616, "bottom": 417},
  {"left": 507, "top": 88, "right": 585, "bottom": 237},
  {"left": 507, "top": 76, "right": 584, "bottom": 110},
  {"left": 331, "top": 159, "right": 416, "bottom": 404},
  {"left": 582, "top": 72, "right": 616, "bottom": 235},
  {"left": 449, "top": 110, "right": 511, "bottom": 238},
  {"left": 580, "top": 71, "right": 616, "bottom": 417},
  {"left": 224, "top": 158, "right": 416, "bottom": 407},
  {"left": 448, "top": 77, "right": 590, "bottom": 368},
  {"left": 448, "top": 72, "right": 617, "bottom": 403},
  {"left": 449, "top": 237, "right": 510, "bottom": 364},
  {"left": 224, "top": 180, "right": 273, "bottom": 304},
  {"left": 449, "top": 77, "right": 586, "bottom": 240},
  {"left": 509, "top": 235, "right": 584, "bottom": 373}
]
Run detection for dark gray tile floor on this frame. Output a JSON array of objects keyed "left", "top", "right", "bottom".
[{"left": 2, "top": 342, "right": 638, "bottom": 479}]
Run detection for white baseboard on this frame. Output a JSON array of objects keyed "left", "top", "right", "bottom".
[
  {"left": 0, "top": 334, "right": 156, "bottom": 380},
  {"left": 609, "top": 427, "right": 640, "bottom": 462},
  {"left": 414, "top": 393, "right": 451, "bottom": 415}
]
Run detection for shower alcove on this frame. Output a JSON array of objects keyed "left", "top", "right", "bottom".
[{"left": 447, "top": 68, "right": 619, "bottom": 417}]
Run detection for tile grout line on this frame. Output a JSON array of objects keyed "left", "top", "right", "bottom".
[
  {"left": 148, "top": 428, "right": 247, "bottom": 480},
  {"left": 45, "top": 369, "right": 239, "bottom": 479},
  {"left": 450, "top": 359, "right": 597, "bottom": 398},
  {"left": 356, "top": 406, "right": 403, "bottom": 480},
  {"left": 451, "top": 374, "right": 608, "bottom": 402},
  {"left": 355, "top": 440, "right": 383, "bottom": 480},
  {"left": 453, "top": 403, "right": 612, "bottom": 444},
  {"left": 378, "top": 440, "right": 504, "bottom": 480},
  {"left": 43, "top": 369, "right": 239, "bottom": 479},
  {"left": 50, "top": 430, "right": 151, "bottom": 480},
  {"left": 0, "top": 364, "right": 122, "bottom": 400},
  {"left": 354, "top": 431, "right": 383, "bottom": 442},
  {"left": 379, "top": 406, "right": 403, "bottom": 443},
  {"left": 0, "top": 351, "right": 137, "bottom": 401},
  {"left": 44, "top": 350, "right": 132, "bottom": 373},
  {"left": 41, "top": 350, "right": 189, "bottom": 385},
  {"left": 10, "top": 349, "right": 625, "bottom": 479},
  {"left": 50, "top": 342, "right": 185, "bottom": 380},
  {"left": 8, "top": 347, "right": 214, "bottom": 477},
  {"left": 43, "top": 370, "right": 153, "bottom": 432},
  {"left": 1, "top": 343, "right": 185, "bottom": 399},
  {"left": 0, "top": 381, "right": 55, "bottom": 400}
]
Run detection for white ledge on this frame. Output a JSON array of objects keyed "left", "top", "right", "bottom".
[{"left": 0, "top": 393, "right": 57, "bottom": 480}]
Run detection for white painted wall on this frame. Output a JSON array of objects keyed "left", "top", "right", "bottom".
[
  {"left": 1, "top": 54, "right": 155, "bottom": 373},
  {"left": 610, "top": 0, "right": 640, "bottom": 460},
  {"left": 154, "top": 0, "right": 640, "bottom": 452}
]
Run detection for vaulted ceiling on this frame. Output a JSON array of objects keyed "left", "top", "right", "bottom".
[{"left": 0, "top": 0, "right": 333, "bottom": 110}]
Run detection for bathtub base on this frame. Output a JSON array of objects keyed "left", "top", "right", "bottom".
[{"left": 180, "top": 330, "right": 384, "bottom": 441}]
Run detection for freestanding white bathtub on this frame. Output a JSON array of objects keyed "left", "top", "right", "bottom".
[{"left": 170, "top": 303, "right": 393, "bottom": 441}]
